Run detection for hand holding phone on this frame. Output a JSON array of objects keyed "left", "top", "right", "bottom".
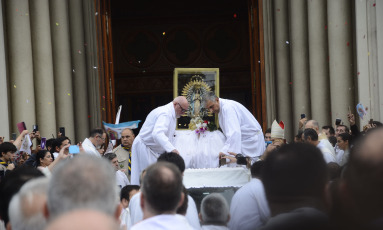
[
  {"left": 41, "top": 137, "right": 47, "bottom": 150},
  {"left": 33, "top": 125, "right": 38, "bottom": 133},
  {"left": 301, "top": 114, "right": 306, "bottom": 119},
  {"left": 335, "top": 118, "right": 342, "bottom": 126},
  {"left": 59, "top": 127, "right": 65, "bottom": 137},
  {"left": 17, "top": 122, "right": 26, "bottom": 134}
]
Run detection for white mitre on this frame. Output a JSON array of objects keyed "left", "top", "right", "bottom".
[{"left": 271, "top": 120, "right": 285, "bottom": 139}]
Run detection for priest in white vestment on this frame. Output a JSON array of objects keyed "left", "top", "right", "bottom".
[
  {"left": 203, "top": 92, "right": 265, "bottom": 162},
  {"left": 82, "top": 129, "right": 106, "bottom": 157},
  {"left": 130, "top": 96, "right": 189, "bottom": 185}
]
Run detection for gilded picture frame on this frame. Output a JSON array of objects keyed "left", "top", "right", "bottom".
[{"left": 173, "top": 68, "right": 220, "bottom": 130}]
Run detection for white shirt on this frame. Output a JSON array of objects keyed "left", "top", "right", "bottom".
[
  {"left": 131, "top": 102, "right": 177, "bottom": 184},
  {"left": 228, "top": 178, "right": 270, "bottom": 230},
  {"left": 128, "top": 192, "right": 200, "bottom": 229},
  {"left": 82, "top": 138, "right": 101, "bottom": 157},
  {"left": 120, "top": 208, "right": 131, "bottom": 230},
  {"left": 334, "top": 144, "right": 345, "bottom": 164},
  {"left": 135, "top": 102, "right": 177, "bottom": 154},
  {"left": 218, "top": 99, "right": 265, "bottom": 159},
  {"left": 131, "top": 214, "right": 193, "bottom": 230},
  {"left": 317, "top": 141, "right": 336, "bottom": 163},
  {"left": 319, "top": 138, "right": 336, "bottom": 157},
  {"left": 53, "top": 152, "right": 59, "bottom": 160},
  {"left": 116, "top": 170, "right": 130, "bottom": 189}
]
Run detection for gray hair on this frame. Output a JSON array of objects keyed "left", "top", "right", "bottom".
[
  {"left": 9, "top": 177, "right": 49, "bottom": 230},
  {"left": 47, "top": 155, "right": 118, "bottom": 220},
  {"left": 103, "top": 152, "right": 117, "bottom": 161},
  {"left": 306, "top": 120, "right": 319, "bottom": 130},
  {"left": 202, "top": 91, "right": 217, "bottom": 103},
  {"left": 200, "top": 193, "right": 229, "bottom": 225}
]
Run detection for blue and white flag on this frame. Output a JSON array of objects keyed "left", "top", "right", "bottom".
[{"left": 103, "top": 120, "right": 141, "bottom": 140}]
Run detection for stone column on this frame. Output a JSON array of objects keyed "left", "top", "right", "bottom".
[
  {"left": 69, "top": 0, "right": 90, "bottom": 142},
  {"left": 273, "top": 0, "right": 293, "bottom": 141},
  {"left": 263, "top": 0, "right": 276, "bottom": 127},
  {"left": 308, "top": 0, "right": 331, "bottom": 127},
  {"left": 29, "top": 0, "right": 57, "bottom": 137},
  {"left": 50, "top": 0, "right": 76, "bottom": 141},
  {"left": 83, "top": 0, "right": 101, "bottom": 130},
  {"left": 289, "top": 0, "right": 310, "bottom": 135},
  {"left": 376, "top": 1, "right": 383, "bottom": 122},
  {"left": 327, "top": 0, "right": 354, "bottom": 124},
  {"left": 354, "top": 0, "right": 371, "bottom": 128},
  {"left": 0, "top": 0, "right": 10, "bottom": 139},
  {"left": 5, "top": 0, "right": 36, "bottom": 133}
]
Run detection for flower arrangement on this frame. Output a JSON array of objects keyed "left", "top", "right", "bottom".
[
  {"left": 189, "top": 117, "right": 217, "bottom": 134},
  {"left": 195, "top": 120, "right": 208, "bottom": 134}
]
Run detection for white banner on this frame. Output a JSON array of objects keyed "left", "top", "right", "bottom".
[{"left": 20, "top": 134, "right": 32, "bottom": 155}]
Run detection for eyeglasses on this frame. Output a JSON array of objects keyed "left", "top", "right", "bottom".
[
  {"left": 96, "top": 135, "right": 106, "bottom": 141},
  {"left": 177, "top": 103, "right": 188, "bottom": 113}
]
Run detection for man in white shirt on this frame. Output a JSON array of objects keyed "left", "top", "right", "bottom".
[
  {"left": 305, "top": 120, "right": 336, "bottom": 157},
  {"left": 120, "top": 185, "right": 140, "bottom": 229},
  {"left": 131, "top": 162, "right": 193, "bottom": 230},
  {"left": 129, "top": 152, "right": 200, "bottom": 229},
  {"left": 130, "top": 96, "right": 189, "bottom": 185},
  {"left": 303, "top": 128, "right": 336, "bottom": 163},
  {"left": 104, "top": 153, "right": 130, "bottom": 189},
  {"left": 82, "top": 128, "right": 106, "bottom": 157},
  {"left": 228, "top": 161, "right": 270, "bottom": 230},
  {"left": 203, "top": 92, "right": 265, "bottom": 162}
]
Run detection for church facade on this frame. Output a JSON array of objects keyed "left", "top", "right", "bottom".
[{"left": 0, "top": 0, "right": 382, "bottom": 142}]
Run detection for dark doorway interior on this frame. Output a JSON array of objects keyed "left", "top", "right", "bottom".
[{"left": 111, "top": 0, "right": 253, "bottom": 131}]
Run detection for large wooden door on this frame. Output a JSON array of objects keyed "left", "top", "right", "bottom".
[
  {"left": 248, "top": 0, "right": 267, "bottom": 131},
  {"left": 95, "top": 0, "right": 116, "bottom": 123}
]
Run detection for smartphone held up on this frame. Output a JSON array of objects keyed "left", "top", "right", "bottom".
[
  {"left": 335, "top": 118, "right": 342, "bottom": 126},
  {"left": 69, "top": 145, "right": 80, "bottom": 154}
]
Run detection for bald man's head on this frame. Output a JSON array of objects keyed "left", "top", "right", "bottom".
[
  {"left": 173, "top": 96, "right": 189, "bottom": 118},
  {"left": 121, "top": 128, "right": 135, "bottom": 148},
  {"left": 305, "top": 120, "right": 319, "bottom": 133}
]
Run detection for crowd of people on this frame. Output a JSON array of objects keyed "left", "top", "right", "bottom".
[{"left": 0, "top": 93, "right": 383, "bottom": 230}]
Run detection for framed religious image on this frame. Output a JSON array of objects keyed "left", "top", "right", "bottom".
[{"left": 173, "top": 68, "right": 219, "bottom": 130}]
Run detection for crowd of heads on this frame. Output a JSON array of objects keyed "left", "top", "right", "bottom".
[
  {"left": 0, "top": 108, "right": 382, "bottom": 230},
  {"left": 261, "top": 112, "right": 383, "bottom": 229}
]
